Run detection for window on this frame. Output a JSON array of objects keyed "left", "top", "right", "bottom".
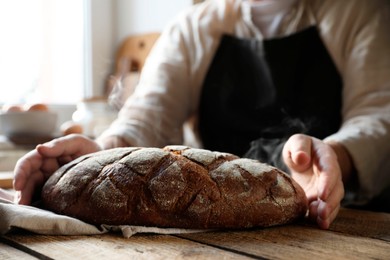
[{"left": 0, "top": 0, "right": 85, "bottom": 105}]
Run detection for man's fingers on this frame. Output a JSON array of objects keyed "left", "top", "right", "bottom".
[
  {"left": 15, "top": 170, "right": 45, "bottom": 205},
  {"left": 14, "top": 136, "right": 80, "bottom": 191},
  {"left": 13, "top": 150, "right": 43, "bottom": 191},
  {"left": 308, "top": 180, "right": 343, "bottom": 229},
  {"left": 13, "top": 134, "right": 101, "bottom": 206},
  {"left": 318, "top": 169, "right": 342, "bottom": 203},
  {"left": 317, "top": 177, "right": 344, "bottom": 226},
  {"left": 308, "top": 200, "right": 339, "bottom": 229},
  {"left": 40, "top": 157, "right": 60, "bottom": 176},
  {"left": 317, "top": 199, "right": 341, "bottom": 229},
  {"left": 283, "top": 134, "right": 312, "bottom": 172},
  {"left": 37, "top": 134, "right": 100, "bottom": 159},
  {"left": 37, "top": 135, "right": 81, "bottom": 157},
  {"left": 312, "top": 138, "right": 342, "bottom": 201},
  {"left": 285, "top": 135, "right": 344, "bottom": 230},
  {"left": 308, "top": 200, "right": 319, "bottom": 222}
]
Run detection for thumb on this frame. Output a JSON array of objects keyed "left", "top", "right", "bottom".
[
  {"left": 36, "top": 134, "right": 99, "bottom": 158},
  {"left": 283, "top": 134, "right": 312, "bottom": 173}
]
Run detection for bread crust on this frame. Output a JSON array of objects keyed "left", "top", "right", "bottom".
[{"left": 41, "top": 145, "right": 308, "bottom": 229}]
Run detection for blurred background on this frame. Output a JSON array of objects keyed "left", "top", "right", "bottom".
[
  {"left": 0, "top": 0, "right": 194, "bottom": 108},
  {"left": 0, "top": 0, "right": 198, "bottom": 173}
]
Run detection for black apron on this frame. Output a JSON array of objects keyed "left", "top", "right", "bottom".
[{"left": 198, "top": 26, "right": 342, "bottom": 170}]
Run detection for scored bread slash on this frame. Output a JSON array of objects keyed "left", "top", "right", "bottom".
[{"left": 41, "top": 145, "right": 308, "bottom": 229}]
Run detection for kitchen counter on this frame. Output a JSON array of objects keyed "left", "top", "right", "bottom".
[{"left": 1, "top": 208, "right": 389, "bottom": 259}]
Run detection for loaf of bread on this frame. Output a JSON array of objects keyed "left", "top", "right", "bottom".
[{"left": 41, "top": 145, "right": 308, "bottom": 229}]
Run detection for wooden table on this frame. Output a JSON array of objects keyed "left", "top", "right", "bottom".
[
  {"left": 0, "top": 171, "right": 13, "bottom": 189},
  {"left": 1, "top": 208, "right": 389, "bottom": 259}
]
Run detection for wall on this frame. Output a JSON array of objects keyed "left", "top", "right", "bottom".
[
  {"left": 88, "top": 0, "right": 115, "bottom": 98},
  {"left": 116, "top": 0, "right": 192, "bottom": 44},
  {"left": 89, "top": 0, "right": 193, "bottom": 97}
]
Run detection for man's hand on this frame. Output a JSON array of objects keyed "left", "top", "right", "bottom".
[
  {"left": 13, "top": 134, "right": 102, "bottom": 205},
  {"left": 282, "top": 134, "right": 346, "bottom": 229}
]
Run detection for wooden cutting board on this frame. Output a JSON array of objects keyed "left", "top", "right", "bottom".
[{"left": 0, "top": 171, "right": 13, "bottom": 189}]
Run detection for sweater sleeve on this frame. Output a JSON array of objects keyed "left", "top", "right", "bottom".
[{"left": 315, "top": 0, "right": 390, "bottom": 203}]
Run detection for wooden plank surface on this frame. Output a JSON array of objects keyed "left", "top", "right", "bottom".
[
  {"left": 177, "top": 224, "right": 389, "bottom": 260},
  {"left": 177, "top": 208, "right": 390, "bottom": 259},
  {"left": 3, "top": 232, "right": 252, "bottom": 260},
  {"left": 0, "top": 240, "right": 37, "bottom": 260},
  {"left": 327, "top": 208, "right": 390, "bottom": 241},
  {"left": 2, "top": 208, "right": 389, "bottom": 259}
]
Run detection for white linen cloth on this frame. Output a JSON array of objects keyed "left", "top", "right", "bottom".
[{"left": 0, "top": 196, "right": 208, "bottom": 238}]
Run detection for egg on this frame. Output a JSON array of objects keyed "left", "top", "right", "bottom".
[
  {"left": 2, "top": 104, "right": 23, "bottom": 112},
  {"left": 24, "top": 103, "right": 49, "bottom": 112},
  {"left": 60, "top": 121, "right": 83, "bottom": 135}
]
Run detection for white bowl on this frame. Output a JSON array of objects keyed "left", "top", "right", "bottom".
[{"left": 0, "top": 111, "right": 58, "bottom": 137}]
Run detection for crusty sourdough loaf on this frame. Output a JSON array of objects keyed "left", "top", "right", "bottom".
[{"left": 41, "top": 145, "right": 308, "bottom": 229}]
